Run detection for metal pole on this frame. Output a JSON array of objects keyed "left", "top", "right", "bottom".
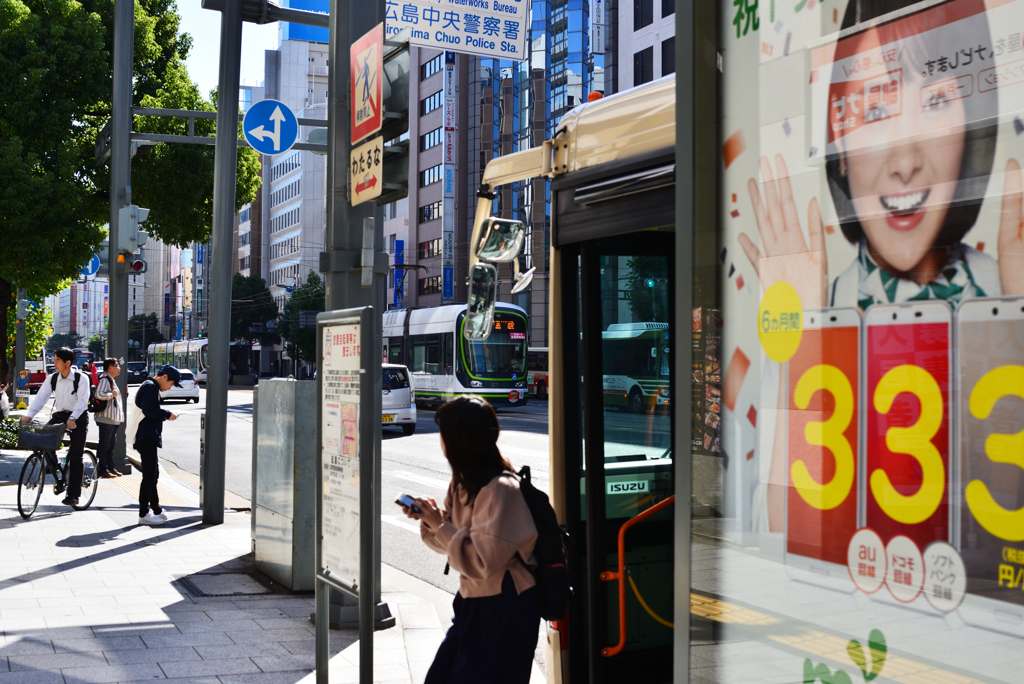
[
  {"left": 15, "top": 288, "right": 26, "bottom": 403},
  {"left": 315, "top": 579, "right": 330, "bottom": 684},
  {"left": 108, "top": 0, "right": 133, "bottom": 470},
  {"left": 203, "top": 0, "right": 243, "bottom": 525}
]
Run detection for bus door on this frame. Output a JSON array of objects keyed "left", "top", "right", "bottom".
[{"left": 557, "top": 226, "right": 675, "bottom": 684}]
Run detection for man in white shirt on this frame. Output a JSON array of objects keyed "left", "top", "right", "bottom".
[{"left": 20, "top": 347, "right": 90, "bottom": 506}]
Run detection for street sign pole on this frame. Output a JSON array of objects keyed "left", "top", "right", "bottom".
[
  {"left": 108, "top": 0, "right": 134, "bottom": 472},
  {"left": 203, "top": 0, "right": 243, "bottom": 525},
  {"left": 14, "top": 289, "right": 26, "bottom": 405}
]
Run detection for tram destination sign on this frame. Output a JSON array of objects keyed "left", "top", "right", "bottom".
[{"left": 385, "top": 0, "right": 527, "bottom": 61}]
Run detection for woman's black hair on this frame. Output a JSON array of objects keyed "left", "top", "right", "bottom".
[
  {"left": 826, "top": 0, "right": 998, "bottom": 247},
  {"left": 435, "top": 395, "right": 512, "bottom": 499}
]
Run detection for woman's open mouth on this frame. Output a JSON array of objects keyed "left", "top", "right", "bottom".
[{"left": 879, "top": 189, "right": 930, "bottom": 231}]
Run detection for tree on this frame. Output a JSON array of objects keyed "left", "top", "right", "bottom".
[
  {"left": 87, "top": 334, "right": 105, "bottom": 356},
  {"left": 231, "top": 273, "right": 280, "bottom": 346},
  {"left": 279, "top": 271, "right": 325, "bottom": 365},
  {"left": 6, "top": 301, "right": 52, "bottom": 361},
  {"left": 47, "top": 332, "right": 83, "bottom": 353},
  {"left": 128, "top": 313, "right": 164, "bottom": 350}
]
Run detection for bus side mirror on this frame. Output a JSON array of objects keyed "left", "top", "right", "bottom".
[
  {"left": 464, "top": 263, "right": 498, "bottom": 341},
  {"left": 474, "top": 218, "right": 525, "bottom": 263}
]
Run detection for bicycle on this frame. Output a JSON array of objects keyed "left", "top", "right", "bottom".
[{"left": 16, "top": 423, "right": 98, "bottom": 518}]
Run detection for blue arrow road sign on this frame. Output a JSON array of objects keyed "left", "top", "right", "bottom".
[
  {"left": 243, "top": 99, "right": 299, "bottom": 156},
  {"left": 81, "top": 254, "right": 100, "bottom": 277}
]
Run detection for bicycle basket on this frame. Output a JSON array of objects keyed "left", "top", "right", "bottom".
[{"left": 17, "top": 424, "right": 66, "bottom": 451}]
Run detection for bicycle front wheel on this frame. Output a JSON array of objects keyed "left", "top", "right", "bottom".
[
  {"left": 17, "top": 453, "right": 46, "bottom": 518},
  {"left": 73, "top": 450, "right": 99, "bottom": 511}
]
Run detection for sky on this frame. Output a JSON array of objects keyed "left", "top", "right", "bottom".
[{"left": 177, "top": 0, "right": 281, "bottom": 100}]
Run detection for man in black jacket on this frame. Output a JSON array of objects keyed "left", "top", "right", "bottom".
[{"left": 134, "top": 365, "right": 180, "bottom": 526}]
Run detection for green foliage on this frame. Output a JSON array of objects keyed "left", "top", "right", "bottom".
[
  {"left": 231, "top": 273, "right": 280, "bottom": 346},
  {"left": 0, "top": 417, "right": 19, "bottom": 449},
  {"left": 6, "top": 301, "right": 52, "bottom": 361},
  {"left": 47, "top": 332, "right": 83, "bottom": 352},
  {"left": 128, "top": 312, "right": 164, "bottom": 348},
  {"left": 624, "top": 256, "right": 670, "bottom": 322},
  {"left": 279, "top": 271, "right": 325, "bottom": 365},
  {"left": 87, "top": 334, "right": 105, "bottom": 356}
]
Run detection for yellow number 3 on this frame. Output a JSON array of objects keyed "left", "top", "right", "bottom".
[
  {"left": 791, "top": 364, "right": 855, "bottom": 510},
  {"left": 871, "top": 365, "right": 945, "bottom": 525},
  {"left": 966, "top": 365, "right": 1024, "bottom": 542}
]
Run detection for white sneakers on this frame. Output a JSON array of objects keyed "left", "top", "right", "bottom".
[{"left": 139, "top": 511, "right": 168, "bottom": 526}]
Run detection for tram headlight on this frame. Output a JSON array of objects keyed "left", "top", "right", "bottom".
[
  {"left": 659, "top": 387, "right": 670, "bottom": 397},
  {"left": 470, "top": 380, "right": 483, "bottom": 388}
]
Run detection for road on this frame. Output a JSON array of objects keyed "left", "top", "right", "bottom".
[{"left": 118, "top": 384, "right": 552, "bottom": 595}]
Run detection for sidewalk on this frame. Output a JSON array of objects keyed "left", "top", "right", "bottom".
[{"left": 0, "top": 447, "right": 535, "bottom": 684}]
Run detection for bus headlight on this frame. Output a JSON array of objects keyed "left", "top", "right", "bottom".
[
  {"left": 470, "top": 380, "right": 483, "bottom": 388},
  {"left": 516, "top": 382, "right": 525, "bottom": 388},
  {"left": 659, "top": 387, "right": 670, "bottom": 397}
]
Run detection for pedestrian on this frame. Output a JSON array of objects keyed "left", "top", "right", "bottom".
[
  {"left": 94, "top": 358, "right": 124, "bottom": 479},
  {"left": 401, "top": 395, "right": 540, "bottom": 684},
  {"left": 20, "top": 347, "right": 90, "bottom": 507},
  {"left": 134, "top": 365, "right": 180, "bottom": 526}
]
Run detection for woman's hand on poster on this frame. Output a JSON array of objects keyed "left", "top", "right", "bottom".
[
  {"left": 999, "top": 159, "right": 1024, "bottom": 296},
  {"left": 740, "top": 155, "right": 828, "bottom": 310}
]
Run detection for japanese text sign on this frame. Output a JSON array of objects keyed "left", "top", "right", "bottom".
[
  {"left": 385, "top": 0, "right": 528, "bottom": 61},
  {"left": 350, "top": 137, "right": 384, "bottom": 206},
  {"left": 351, "top": 24, "right": 384, "bottom": 144}
]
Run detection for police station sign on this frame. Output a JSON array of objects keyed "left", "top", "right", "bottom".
[{"left": 385, "top": 0, "right": 528, "bottom": 61}]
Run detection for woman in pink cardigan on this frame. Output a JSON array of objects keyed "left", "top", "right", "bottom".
[{"left": 403, "top": 395, "right": 540, "bottom": 684}]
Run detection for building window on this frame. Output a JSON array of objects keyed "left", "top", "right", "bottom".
[
  {"left": 271, "top": 207, "right": 300, "bottom": 233},
  {"left": 240, "top": 232, "right": 250, "bottom": 246},
  {"left": 634, "top": 46, "right": 654, "bottom": 86},
  {"left": 634, "top": 0, "right": 653, "bottom": 29},
  {"left": 661, "top": 0, "right": 673, "bottom": 17},
  {"left": 418, "top": 238, "right": 442, "bottom": 259},
  {"left": 662, "top": 37, "right": 675, "bottom": 77},
  {"left": 420, "top": 91, "right": 443, "bottom": 116},
  {"left": 418, "top": 275, "right": 443, "bottom": 295},
  {"left": 420, "top": 127, "right": 443, "bottom": 151},
  {"left": 419, "top": 201, "right": 443, "bottom": 224},
  {"left": 420, "top": 164, "right": 443, "bottom": 187},
  {"left": 240, "top": 207, "right": 250, "bottom": 223},
  {"left": 271, "top": 179, "right": 301, "bottom": 208},
  {"left": 421, "top": 54, "right": 443, "bottom": 80},
  {"left": 271, "top": 153, "right": 301, "bottom": 181}
]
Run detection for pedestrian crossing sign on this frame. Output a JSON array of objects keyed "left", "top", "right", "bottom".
[{"left": 351, "top": 23, "right": 384, "bottom": 144}]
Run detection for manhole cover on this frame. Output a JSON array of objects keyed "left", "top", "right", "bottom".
[{"left": 178, "top": 573, "right": 271, "bottom": 597}]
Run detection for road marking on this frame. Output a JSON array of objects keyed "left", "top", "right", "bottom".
[
  {"left": 381, "top": 514, "right": 420, "bottom": 534},
  {"left": 393, "top": 470, "right": 450, "bottom": 491}
]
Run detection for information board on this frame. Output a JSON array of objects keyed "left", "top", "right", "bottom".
[
  {"left": 319, "top": 318, "right": 364, "bottom": 587},
  {"left": 384, "top": 0, "right": 528, "bottom": 61}
]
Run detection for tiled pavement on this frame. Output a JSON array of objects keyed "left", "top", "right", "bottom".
[{"left": 0, "top": 447, "right": 453, "bottom": 684}]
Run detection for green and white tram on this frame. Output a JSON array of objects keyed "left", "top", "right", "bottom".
[
  {"left": 147, "top": 339, "right": 209, "bottom": 382},
  {"left": 382, "top": 303, "right": 530, "bottom": 407}
]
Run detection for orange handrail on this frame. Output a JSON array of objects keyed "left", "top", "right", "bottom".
[{"left": 599, "top": 494, "right": 675, "bottom": 657}]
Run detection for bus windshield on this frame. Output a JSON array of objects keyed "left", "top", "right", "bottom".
[{"left": 460, "top": 313, "right": 528, "bottom": 377}]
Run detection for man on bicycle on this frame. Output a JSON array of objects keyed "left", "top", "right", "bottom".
[{"left": 20, "top": 347, "right": 90, "bottom": 507}]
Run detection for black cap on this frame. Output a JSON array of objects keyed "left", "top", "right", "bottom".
[{"left": 158, "top": 365, "right": 183, "bottom": 388}]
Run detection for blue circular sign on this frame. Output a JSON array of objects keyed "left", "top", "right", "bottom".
[
  {"left": 81, "top": 254, "right": 100, "bottom": 277},
  {"left": 243, "top": 99, "right": 299, "bottom": 156}
]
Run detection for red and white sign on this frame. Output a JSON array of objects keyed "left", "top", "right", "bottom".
[
  {"left": 350, "top": 23, "right": 383, "bottom": 144},
  {"left": 885, "top": 535, "right": 925, "bottom": 603},
  {"left": 848, "top": 527, "right": 886, "bottom": 594}
]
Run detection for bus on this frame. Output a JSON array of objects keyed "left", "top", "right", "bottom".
[
  {"left": 382, "top": 304, "right": 529, "bottom": 407},
  {"left": 72, "top": 348, "right": 94, "bottom": 370},
  {"left": 147, "top": 339, "right": 209, "bottom": 383},
  {"left": 602, "top": 323, "right": 670, "bottom": 413},
  {"left": 526, "top": 346, "right": 548, "bottom": 398}
]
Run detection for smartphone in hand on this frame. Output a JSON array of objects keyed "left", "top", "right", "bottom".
[{"left": 395, "top": 493, "right": 422, "bottom": 514}]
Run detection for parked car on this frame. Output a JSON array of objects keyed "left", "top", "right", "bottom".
[
  {"left": 159, "top": 369, "right": 200, "bottom": 403},
  {"left": 382, "top": 364, "right": 416, "bottom": 436},
  {"left": 126, "top": 362, "right": 149, "bottom": 385}
]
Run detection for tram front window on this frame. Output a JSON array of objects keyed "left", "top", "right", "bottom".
[{"left": 461, "top": 314, "right": 527, "bottom": 376}]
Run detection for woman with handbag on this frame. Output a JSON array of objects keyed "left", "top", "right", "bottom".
[
  {"left": 94, "top": 358, "right": 124, "bottom": 478},
  {"left": 401, "top": 396, "right": 540, "bottom": 684}
]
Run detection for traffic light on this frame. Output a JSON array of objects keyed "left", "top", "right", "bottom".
[
  {"left": 97, "top": 237, "right": 110, "bottom": 276},
  {"left": 378, "top": 30, "right": 410, "bottom": 206},
  {"left": 117, "top": 204, "right": 150, "bottom": 254},
  {"left": 126, "top": 258, "right": 147, "bottom": 274},
  {"left": 16, "top": 299, "right": 29, "bottom": 320}
]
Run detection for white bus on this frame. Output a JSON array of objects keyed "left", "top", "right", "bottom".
[{"left": 382, "top": 303, "right": 530, "bottom": 408}]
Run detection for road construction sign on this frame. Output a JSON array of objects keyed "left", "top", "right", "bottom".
[
  {"left": 351, "top": 24, "right": 384, "bottom": 144},
  {"left": 243, "top": 99, "right": 299, "bottom": 155},
  {"left": 351, "top": 137, "right": 384, "bottom": 206}
]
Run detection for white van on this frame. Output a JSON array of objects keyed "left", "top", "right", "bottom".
[{"left": 382, "top": 364, "right": 416, "bottom": 435}]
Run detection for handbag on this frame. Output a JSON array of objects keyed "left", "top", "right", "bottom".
[{"left": 124, "top": 397, "right": 144, "bottom": 448}]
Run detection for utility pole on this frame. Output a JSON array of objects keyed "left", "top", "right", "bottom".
[
  {"left": 108, "top": 0, "right": 133, "bottom": 471},
  {"left": 15, "top": 289, "right": 26, "bottom": 405},
  {"left": 202, "top": 0, "right": 244, "bottom": 525}
]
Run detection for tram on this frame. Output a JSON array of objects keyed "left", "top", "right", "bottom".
[
  {"left": 147, "top": 339, "right": 210, "bottom": 382},
  {"left": 382, "top": 304, "right": 530, "bottom": 407},
  {"left": 470, "top": 0, "right": 1024, "bottom": 680}
]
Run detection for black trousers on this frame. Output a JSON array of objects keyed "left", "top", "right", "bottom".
[
  {"left": 425, "top": 572, "right": 540, "bottom": 684},
  {"left": 48, "top": 412, "right": 88, "bottom": 499},
  {"left": 136, "top": 438, "right": 161, "bottom": 517},
  {"left": 96, "top": 423, "right": 118, "bottom": 474}
]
